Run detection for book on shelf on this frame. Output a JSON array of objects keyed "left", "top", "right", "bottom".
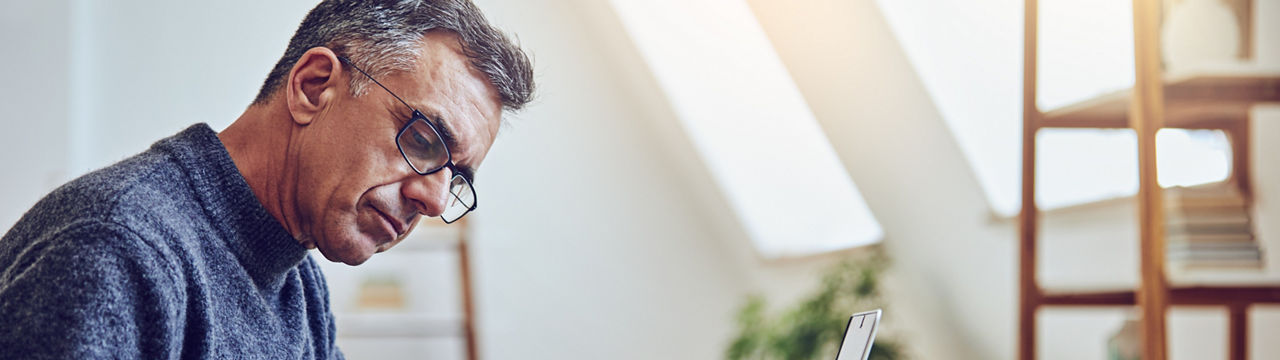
[
  {"left": 1167, "top": 232, "right": 1254, "bottom": 244},
  {"left": 1166, "top": 209, "right": 1249, "bottom": 229},
  {"left": 1168, "top": 242, "right": 1261, "bottom": 253},
  {"left": 1168, "top": 258, "right": 1263, "bottom": 270},
  {"left": 1164, "top": 183, "right": 1262, "bottom": 270},
  {"left": 1167, "top": 248, "right": 1261, "bottom": 261},
  {"left": 1167, "top": 222, "right": 1253, "bottom": 235},
  {"left": 1165, "top": 252, "right": 1262, "bottom": 270},
  {"left": 1163, "top": 183, "right": 1244, "bottom": 201}
]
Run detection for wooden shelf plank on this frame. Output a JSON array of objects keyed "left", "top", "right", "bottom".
[
  {"left": 1039, "top": 285, "right": 1280, "bottom": 307},
  {"left": 1165, "top": 74, "right": 1280, "bottom": 102},
  {"left": 1038, "top": 74, "right": 1280, "bottom": 129},
  {"left": 1170, "top": 286, "right": 1280, "bottom": 305},
  {"left": 1040, "top": 289, "right": 1134, "bottom": 306}
]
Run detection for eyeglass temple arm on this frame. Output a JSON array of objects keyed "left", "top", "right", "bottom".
[{"left": 336, "top": 56, "right": 418, "bottom": 114}]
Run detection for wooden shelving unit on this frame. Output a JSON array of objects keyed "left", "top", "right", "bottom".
[
  {"left": 322, "top": 219, "right": 479, "bottom": 360},
  {"left": 1017, "top": 0, "right": 1280, "bottom": 359}
]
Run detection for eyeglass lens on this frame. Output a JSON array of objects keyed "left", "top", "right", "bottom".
[
  {"left": 441, "top": 175, "right": 475, "bottom": 223},
  {"left": 396, "top": 116, "right": 477, "bottom": 223},
  {"left": 397, "top": 118, "right": 450, "bottom": 173}
]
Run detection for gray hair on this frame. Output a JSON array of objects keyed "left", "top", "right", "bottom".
[{"left": 253, "top": 0, "right": 535, "bottom": 111}]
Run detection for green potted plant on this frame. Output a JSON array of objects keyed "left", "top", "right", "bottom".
[{"left": 727, "top": 253, "right": 906, "bottom": 360}]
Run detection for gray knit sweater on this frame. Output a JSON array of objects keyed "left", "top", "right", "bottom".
[{"left": 0, "top": 124, "right": 342, "bottom": 359}]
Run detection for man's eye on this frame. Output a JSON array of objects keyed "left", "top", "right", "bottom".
[{"left": 411, "top": 130, "right": 434, "bottom": 148}]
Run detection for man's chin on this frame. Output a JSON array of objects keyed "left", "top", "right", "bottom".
[
  {"left": 315, "top": 237, "right": 379, "bottom": 266},
  {"left": 334, "top": 252, "right": 374, "bottom": 266}
]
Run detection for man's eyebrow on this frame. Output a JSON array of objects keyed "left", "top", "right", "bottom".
[{"left": 419, "top": 109, "right": 478, "bottom": 181}]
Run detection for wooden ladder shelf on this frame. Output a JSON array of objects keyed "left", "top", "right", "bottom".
[{"left": 1017, "top": 0, "right": 1280, "bottom": 359}]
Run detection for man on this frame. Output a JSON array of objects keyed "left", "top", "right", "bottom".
[{"left": 0, "top": 0, "right": 533, "bottom": 358}]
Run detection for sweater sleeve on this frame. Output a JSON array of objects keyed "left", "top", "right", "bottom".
[{"left": 0, "top": 221, "right": 185, "bottom": 359}]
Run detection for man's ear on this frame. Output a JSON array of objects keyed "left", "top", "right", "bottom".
[{"left": 285, "top": 47, "right": 344, "bottom": 126}]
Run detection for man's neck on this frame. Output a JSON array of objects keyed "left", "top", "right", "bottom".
[{"left": 218, "top": 102, "right": 305, "bottom": 244}]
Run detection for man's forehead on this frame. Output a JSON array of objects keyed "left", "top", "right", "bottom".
[
  {"left": 401, "top": 95, "right": 500, "bottom": 150},
  {"left": 391, "top": 41, "right": 501, "bottom": 177},
  {"left": 405, "top": 33, "right": 503, "bottom": 126}
]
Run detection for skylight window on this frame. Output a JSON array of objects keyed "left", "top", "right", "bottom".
[
  {"left": 1037, "top": 0, "right": 1135, "bottom": 110},
  {"left": 608, "top": 0, "right": 883, "bottom": 257},
  {"left": 872, "top": 0, "right": 1024, "bottom": 216}
]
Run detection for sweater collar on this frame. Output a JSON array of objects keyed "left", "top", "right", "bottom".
[{"left": 156, "top": 123, "right": 309, "bottom": 290}]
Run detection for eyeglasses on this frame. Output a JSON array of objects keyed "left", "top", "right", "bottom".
[{"left": 339, "top": 56, "right": 477, "bottom": 224}]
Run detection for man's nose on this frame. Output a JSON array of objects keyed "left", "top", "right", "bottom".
[{"left": 401, "top": 168, "right": 453, "bottom": 217}]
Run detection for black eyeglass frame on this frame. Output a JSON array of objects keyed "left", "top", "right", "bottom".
[{"left": 337, "top": 55, "right": 478, "bottom": 223}]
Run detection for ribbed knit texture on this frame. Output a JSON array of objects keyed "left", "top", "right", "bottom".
[{"left": 0, "top": 124, "right": 342, "bottom": 359}]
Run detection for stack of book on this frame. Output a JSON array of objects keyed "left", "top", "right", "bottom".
[{"left": 1165, "top": 184, "right": 1262, "bottom": 270}]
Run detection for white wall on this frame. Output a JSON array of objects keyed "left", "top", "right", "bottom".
[
  {"left": 65, "top": 0, "right": 317, "bottom": 175},
  {"left": 0, "top": 1, "right": 70, "bottom": 229},
  {"left": 466, "top": 0, "right": 751, "bottom": 358},
  {"left": 1, "top": 0, "right": 318, "bottom": 230}
]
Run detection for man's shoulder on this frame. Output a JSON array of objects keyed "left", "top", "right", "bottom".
[
  {"left": 15, "top": 125, "right": 222, "bottom": 234},
  {"left": 38, "top": 149, "right": 191, "bottom": 223},
  {"left": 1, "top": 146, "right": 198, "bottom": 262},
  {"left": 3, "top": 217, "right": 165, "bottom": 269}
]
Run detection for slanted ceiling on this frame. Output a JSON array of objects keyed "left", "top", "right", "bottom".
[{"left": 607, "top": 0, "right": 883, "bottom": 258}]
